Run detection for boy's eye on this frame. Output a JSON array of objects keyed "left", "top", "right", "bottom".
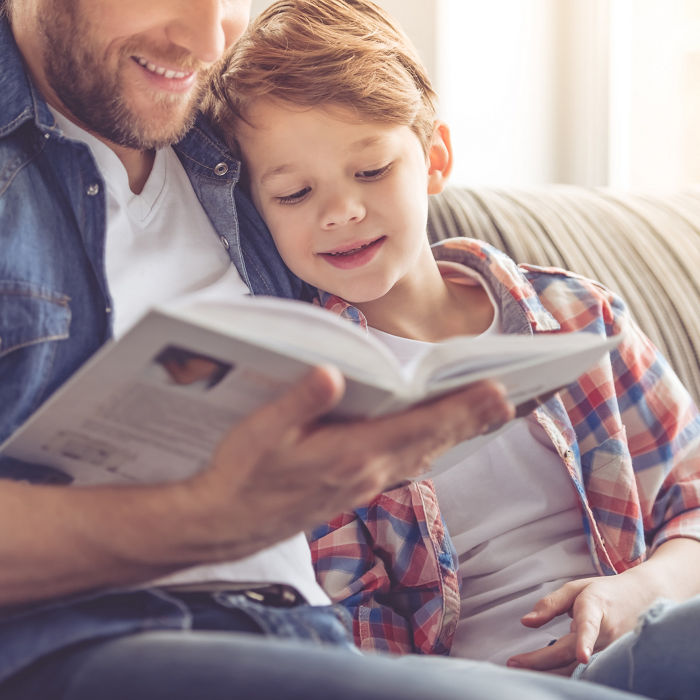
[
  {"left": 276, "top": 186, "right": 311, "bottom": 204},
  {"left": 356, "top": 163, "right": 392, "bottom": 180}
]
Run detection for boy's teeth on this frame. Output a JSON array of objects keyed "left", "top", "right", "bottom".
[
  {"left": 330, "top": 242, "right": 370, "bottom": 256},
  {"left": 136, "top": 57, "right": 187, "bottom": 79}
]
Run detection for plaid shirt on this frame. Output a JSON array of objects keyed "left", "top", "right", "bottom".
[{"left": 309, "top": 237, "right": 700, "bottom": 656}]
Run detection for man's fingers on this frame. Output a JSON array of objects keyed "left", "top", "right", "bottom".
[
  {"left": 214, "top": 365, "right": 345, "bottom": 469},
  {"left": 366, "top": 380, "right": 512, "bottom": 478},
  {"left": 411, "top": 380, "right": 513, "bottom": 446},
  {"left": 514, "top": 385, "right": 567, "bottom": 418},
  {"left": 251, "top": 364, "right": 345, "bottom": 432}
]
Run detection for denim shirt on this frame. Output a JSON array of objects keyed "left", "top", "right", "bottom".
[
  {"left": 0, "top": 17, "right": 309, "bottom": 681},
  {"left": 0, "top": 18, "right": 312, "bottom": 444}
]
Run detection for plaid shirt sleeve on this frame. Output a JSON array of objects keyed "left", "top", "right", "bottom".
[
  {"left": 309, "top": 479, "right": 460, "bottom": 655},
  {"left": 527, "top": 267, "right": 700, "bottom": 572}
]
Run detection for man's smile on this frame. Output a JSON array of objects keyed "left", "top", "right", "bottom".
[{"left": 133, "top": 56, "right": 192, "bottom": 80}]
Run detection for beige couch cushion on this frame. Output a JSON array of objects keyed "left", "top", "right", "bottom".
[{"left": 427, "top": 186, "right": 700, "bottom": 404}]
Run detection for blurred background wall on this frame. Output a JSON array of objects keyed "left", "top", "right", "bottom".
[{"left": 250, "top": 0, "right": 700, "bottom": 189}]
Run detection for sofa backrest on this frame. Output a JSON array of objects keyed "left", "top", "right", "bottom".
[{"left": 427, "top": 185, "right": 700, "bottom": 405}]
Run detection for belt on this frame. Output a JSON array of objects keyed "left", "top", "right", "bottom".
[{"left": 161, "top": 583, "right": 305, "bottom": 608}]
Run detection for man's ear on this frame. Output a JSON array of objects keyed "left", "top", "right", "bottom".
[{"left": 427, "top": 121, "right": 453, "bottom": 195}]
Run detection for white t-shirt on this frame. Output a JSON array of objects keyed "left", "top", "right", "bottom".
[
  {"left": 369, "top": 292, "right": 597, "bottom": 664},
  {"left": 50, "top": 110, "right": 330, "bottom": 606}
]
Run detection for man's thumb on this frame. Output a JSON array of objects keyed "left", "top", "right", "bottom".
[{"left": 258, "top": 365, "right": 346, "bottom": 433}]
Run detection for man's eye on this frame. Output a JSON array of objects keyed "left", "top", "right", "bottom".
[
  {"left": 357, "top": 164, "right": 391, "bottom": 180},
  {"left": 277, "top": 187, "right": 311, "bottom": 204}
]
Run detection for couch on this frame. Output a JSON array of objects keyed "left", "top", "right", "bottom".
[{"left": 427, "top": 185, "right": 700, "bottom": 405}]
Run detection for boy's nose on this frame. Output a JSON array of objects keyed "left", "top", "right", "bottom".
[
  {"left": 321, "top": 193, "right": 366, "bottom": 229},
  {"left": 165, "top": 0, "right": 251, "bottom": 64}
]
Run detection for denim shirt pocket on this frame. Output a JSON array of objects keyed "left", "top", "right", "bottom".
[
  {"left": 0, "top": 281, "right": 70, "bottom": 356},
  {"left": 0, "top": 281, "right": 71, "bottom": 440}
]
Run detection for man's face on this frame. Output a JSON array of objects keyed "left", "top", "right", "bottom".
[{"left": 27, "top": 0, "right": 251, "bottom": 149}]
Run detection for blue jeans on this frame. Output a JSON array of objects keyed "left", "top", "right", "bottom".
[
  {"left": 1, "top": 591, "right": 640, "bottom": 700},
  {"left": 575, "top": 595, "right": 700, "bottom": 699}
]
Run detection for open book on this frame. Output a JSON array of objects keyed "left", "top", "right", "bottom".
[{"left": 0, "top": 295, "right": 622, "bottom": 485}]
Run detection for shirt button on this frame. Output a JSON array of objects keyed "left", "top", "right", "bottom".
[
  {"left": 220, "top": 236, "right": 230, "bottom": 250},
  {"left": 86, "top": 183, "right": 100, "bottom": 196},
  {"left": 214, "top": 162, "right": 229, "bottom": 176}
]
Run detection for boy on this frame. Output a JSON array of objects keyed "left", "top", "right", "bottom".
[{"left": 206, "top": 0, "right": 700, "bottom": 692}]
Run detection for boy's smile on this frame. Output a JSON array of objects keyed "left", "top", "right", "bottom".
[
  {"left": 318, "top": 236, "right": 387, "bottom": 269},
  {"left": 237, "top": 99, "right": 447, "bottom": 313}
]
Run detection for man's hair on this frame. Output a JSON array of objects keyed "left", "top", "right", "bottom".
[{"left": 207, "top": 0, "right": 438, "bottom": 157}]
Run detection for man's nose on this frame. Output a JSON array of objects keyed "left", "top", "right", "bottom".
[{"left": 165, "top": 1, "right": 250, "bottom": 64}]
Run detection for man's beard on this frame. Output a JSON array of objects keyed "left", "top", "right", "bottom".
[{"left": 38, "top": 5, "right": 207, "bottom": 150}]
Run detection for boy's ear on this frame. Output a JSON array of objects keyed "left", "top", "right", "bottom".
[{"left": 427, "top": 121, "right": 453, "bottom": 195}]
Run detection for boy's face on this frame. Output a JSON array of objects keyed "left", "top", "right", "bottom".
[
  {"left": 14, "top": 0, "right": 251, "bottom": 149},
  {"left": 237, "top": 100, "right": 443, "bottom": 305}
]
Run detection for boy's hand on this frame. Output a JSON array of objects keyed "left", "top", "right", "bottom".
[
  {"left": 505, "top": 533, "right": 700, "bottom": 676},
  {"left": 506, "top": 572, "right": 660, "bottom": 675}
]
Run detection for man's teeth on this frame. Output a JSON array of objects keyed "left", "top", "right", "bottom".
[{"left": 136, "top": 57, "right": 188, "bottom": 79}]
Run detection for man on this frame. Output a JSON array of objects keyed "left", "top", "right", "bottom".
[{"left": 0, "top": 1, "right": 645, "bottom": 698}]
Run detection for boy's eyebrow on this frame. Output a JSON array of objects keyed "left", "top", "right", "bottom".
[
  {"left": 259, "top": 136, "right": 386, "bottom": 185},
  {"left": 349, "top": 135, "right": 384, "bottom": 150},
  {"left": 260, "top": 164, "right": 297, "bottom": 185}
]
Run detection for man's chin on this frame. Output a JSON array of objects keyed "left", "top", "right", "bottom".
[
  {"left": 107, "top": 106, "right": 199, "bottom": 150},
  {"left": 119, "top": 95, "right": 202, "bottom": 149}
]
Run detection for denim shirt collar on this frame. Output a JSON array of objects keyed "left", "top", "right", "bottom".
[{"left": 0, "top": 17, "right": 59, "bottom": 138}]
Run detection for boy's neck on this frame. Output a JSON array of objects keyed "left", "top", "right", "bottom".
[{"left": 355, "top": 267, "right": 494, "bottom": 342}]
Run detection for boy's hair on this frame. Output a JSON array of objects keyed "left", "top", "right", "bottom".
[{"left": 207, "top": 0, "right": 438, "bottom": 158}]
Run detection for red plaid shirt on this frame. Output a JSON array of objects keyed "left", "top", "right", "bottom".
[{"left": 310, "top": 238, "right": 700, "bottom": 655}]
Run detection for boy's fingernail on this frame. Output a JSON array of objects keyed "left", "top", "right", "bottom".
[{"left": 506, "top": 659, "right": 521, "bottom": 668}]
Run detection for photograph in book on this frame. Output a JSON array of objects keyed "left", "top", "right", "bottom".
[{"left": 0, "top": 295, "right": 624, "bottom": 485}]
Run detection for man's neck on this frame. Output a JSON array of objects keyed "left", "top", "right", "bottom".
[
  {"left": 107, "top": 141, "right": 156, "bottom": 195},
  {"left": 51, "top": 103, "right": 156, "bottom": 193}
]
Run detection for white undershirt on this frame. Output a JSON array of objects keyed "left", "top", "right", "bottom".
[
  {"left": 50, "top": 110, "right": 330, "bottom": 606},
  {"left": 369, "top": 287, "right": 596, "bottom": 664}
]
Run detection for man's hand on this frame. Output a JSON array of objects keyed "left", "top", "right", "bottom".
[
  {"left": 0, "top": 366, "right": 513, "bottom": 606},
  {"left": 186, "top": 365, "right": 515, "bottom": 560}
]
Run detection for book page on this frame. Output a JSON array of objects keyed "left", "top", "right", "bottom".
[
  {"left": 0, "top": 307, "right": 395, "bottom": 485},
  {"left": 414, "top": 331, "right": 623, "bottom": 404},
  {"left": 170, "top": 295, "right": 404, "bottom": 387}
]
